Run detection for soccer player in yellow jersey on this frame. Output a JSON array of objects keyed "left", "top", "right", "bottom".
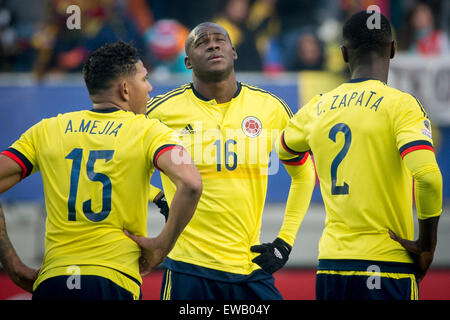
[
  {"left": 127, "top": 22, "right": 316, "bottom": 300},
  {"left": 0, "top": 41, "right": 202, "bottom": 299},
  {"left": 279, "top": 11, "right": 442, "bottom": 300}
]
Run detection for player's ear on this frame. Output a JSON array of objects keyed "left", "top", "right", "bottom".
[
  {"left": 232, "top": 47, "right": 238, "bottom": 61},
  {"left": 119, "top": 81, "right": 130, "bottom": 102},
  {"left": 185, "top": 56, "right": 192, "bottom": 70},
  {"left": 341, "top": 45, "right": 349, "bottom": 63},
  {"left": 390, "top": 40, "right": 396, "bottom": 59}
]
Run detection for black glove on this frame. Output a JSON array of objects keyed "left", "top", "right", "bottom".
[
  {"left": 250, "top": 238, "right": 292, "bottom": 274},
  {"left": 154, "top": 194, "right": 169, "bottom": 222}
]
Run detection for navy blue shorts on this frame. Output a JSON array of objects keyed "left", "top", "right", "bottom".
[
  {"left": 32, "top": 275, "right": 141, "bottom": 300},
  {"left": 160, "top": 268, "right": 283, "bottom": 300},
  {"left": 316, "top": 259, "right": 418, "bottom": 300}
]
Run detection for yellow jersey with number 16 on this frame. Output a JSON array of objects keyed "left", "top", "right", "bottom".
[{"left": 146, "top": 82, "right": 311, "bottom": 276}]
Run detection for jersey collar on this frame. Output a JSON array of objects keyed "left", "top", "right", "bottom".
[
  {"left": 346, "top": 78, "right": 386, "bottom": 85},
  {"left": 90, "top": 107, "right": 122, "bottom": 113},
  {"left": 191, "top": 81, "right": 242, "bottom": 102},
  {"left": 347, "top": 78, "right": 374, "bottom": 83}
]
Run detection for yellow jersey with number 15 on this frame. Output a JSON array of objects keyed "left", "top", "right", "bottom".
[
  {"left": 1, "top": 108, "right": 182, "bottom": 296},
  {"left": 279, "top": 78, "right": 441, "bottom": 264}
]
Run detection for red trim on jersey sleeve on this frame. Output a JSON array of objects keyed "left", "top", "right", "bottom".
[
  {"left": 153, "top": 145, "right": 185, "bottom": 172},
  {"left": 1, "top": 150, "right": 29, "bottom": 180},
  {"left": 280, "top": 152, "right": 310, "bottom": 166},
  {"left": 399, "top": 140, "right": 434, "bottom": 158},
  {"left": 280, "top": 131, "right": 306, "bottom": 156}
]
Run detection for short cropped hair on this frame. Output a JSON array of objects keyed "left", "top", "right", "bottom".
[
  {"left": 343, "top": 11, "right": 392, "bottom": 55},
  {"left": 82, "top": 41, "right": 140, "bottom": 95}
]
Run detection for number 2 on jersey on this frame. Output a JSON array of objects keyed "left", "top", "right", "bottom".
[
  {"left": 66, "top": 148, "right": 114, "bottom": 222},
  {"left": 329, "top": 123, "right": 351, "bottom": 195}
]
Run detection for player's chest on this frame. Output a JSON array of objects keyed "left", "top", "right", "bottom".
[{"left": 161, "top": 103, "right": 278, "bottom": 140}]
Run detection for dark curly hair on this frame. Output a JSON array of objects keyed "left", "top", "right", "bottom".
[
  {"left": 343, "top": 11, "right": 392, "bottom": 56},
  {"left": 82, "top": 41, "right": 140, "bottom": 96}
]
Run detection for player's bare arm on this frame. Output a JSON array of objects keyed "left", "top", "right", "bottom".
[
  {"left": 389, "top": 148, "right": 442, "bottom": 281},
  {"left": 390, "top": 217, "right": 439, "bottom": 281},
  {"left": 125, "top": 148, "right": 202, "bottom": 275},
  {"left": 0, "top": 155, "right": 39, "bottom": 292},
  {"left": 0, "top": 154, "right": 22, "bottom": 194}
]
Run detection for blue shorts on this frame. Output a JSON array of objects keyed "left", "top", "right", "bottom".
[
  {"left": 316, "top": 259, "right": 419, "bottom": 300},
  {"left": 160, "top": 258, "right": 283, "bottom": 300},
  {"left": 32, "top": 275, "right": 141, "bottom": 300}
]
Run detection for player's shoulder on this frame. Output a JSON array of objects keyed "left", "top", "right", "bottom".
[
  {"left": 132, "top": 113, "right": 163, "bottom": 126},
  {"left": 40, "top": 110, "right": 85, "bottom": 126},
  {"left": 146, "top": 83, "right": 192, "bottom": 115},
  {"left": 53, "top": 109, "right": 94, "bottom": 120},
  {"left": 240, "top": 82, "right": 283, "bottom": 101},
  {"left": 126, "top": 115, "right": 173, "bottom": 139},
  {"left": 240, "top": 82, "right": 294, "bottom": 118},
  {"left": 386, "top": 86, "right": 429, "bottom": 117},
  {"left": 303, "top": 93, "right": 324, "bottom": 107}
]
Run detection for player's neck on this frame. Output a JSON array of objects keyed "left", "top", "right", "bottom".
[
  {"left": 350, "top": 62, "right": 389, "bottom": 84},
  {"left": 193, "top": 75, "right": 238, "bottom": 104},
  {"left": 92, "top": 102, "right": 123, "bottom": 111}
]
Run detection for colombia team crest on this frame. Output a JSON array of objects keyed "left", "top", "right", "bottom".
[{"left": 242, "top": 116, "right": 262, "bottom": 137}]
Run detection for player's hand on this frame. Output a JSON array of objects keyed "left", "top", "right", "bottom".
[
  {"left": 250, "top": 238, "right": 292, "bottom": 274},
  {"left": 10, "top": 260, "right": 39, "bottom": 293},
  {"left": 124, "top": 230, "right": 166, "bottom": 276},
  {"left": 154, "top": 193, "right": 169, "bottom": 222},
  {"left": 0, "top": 200, "right": 39, "bottom": 292},
  {"left": 389, "top": 230, "right": 433, "bottom": 282}
]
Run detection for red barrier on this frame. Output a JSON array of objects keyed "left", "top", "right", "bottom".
[{"left": 1, "top": 269, "right": 449, "bottom": 300}]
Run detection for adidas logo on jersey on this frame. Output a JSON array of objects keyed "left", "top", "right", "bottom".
[{"left": 179, "top": 124, "right": 195, "bottom": 135}]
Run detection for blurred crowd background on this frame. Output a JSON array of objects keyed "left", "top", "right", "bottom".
[
  {"left": 0, "top": 0, "right": 449, "bottom": 79},
  {"left": 1, "top": 1, "right": 450, "bottom": 300}
]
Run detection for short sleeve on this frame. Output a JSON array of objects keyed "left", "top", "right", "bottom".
[
  {"left": 146, "top": 96, "right": 165, "bottom": 121},
  {"left": 393, "top": 94, "right": 434, "bottom": 159},
  {"left": 277, "top": 95, "right": 318, "bottom": 162},
  {"left": 142, "top": 119, "right": 184, "bottom": 172},
  {"left": 1, "top": 121, "right": 42, "bottom": 179}
]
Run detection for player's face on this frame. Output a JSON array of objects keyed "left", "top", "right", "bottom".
[
  {"left": 128, "top": 60, "right": 152, "bottom": 114},
  {"left": 186, "top": 25, "right": 237, "bottom": 82}
]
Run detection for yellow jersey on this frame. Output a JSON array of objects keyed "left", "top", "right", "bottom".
[
  {"left": 146, "top": 82, "right": 308, "bottom": 276},
  {"left": 2, "top": 107, "right": 181, "bottom": 297},
  {"left": 279, "top": 78, "right": 440, "bottom": 263}
]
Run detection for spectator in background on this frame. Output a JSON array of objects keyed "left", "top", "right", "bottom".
[
  {"left": 143, "top": 19, "right": 190, "bottom": 75},
  {"left": 283, "top": 29, "right": 325, "bottom": 71},
  {"left": 147, "top": 0, "right": 220, "bottom": 31},
  {"left": 32, "top": 0, "right": 145, "bottom": 79},
  {"left": 0, "top": 1, "right": 17, "bottom": 71},
  {"left": 127, "top": 0, "right": 154, "bottom": 35},
  {"left": 0, "top": 0, "right": 45, "bottom": 72},
  {"left": 246, "top": 0, "right": 284, "bottom": 74},
  {"left": 213, "top": 0, "right": 263, "bottom": 71},
  {"left": 400, "top": 1, "right": 449, "bottom": 55},
  {"left": 276, "top": 0, "right": 331, "bottom": 34}
]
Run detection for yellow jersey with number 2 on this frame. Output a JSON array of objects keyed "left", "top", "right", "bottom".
[{"left": 279, "top": 78, "right": 440, "bottom": 264}]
